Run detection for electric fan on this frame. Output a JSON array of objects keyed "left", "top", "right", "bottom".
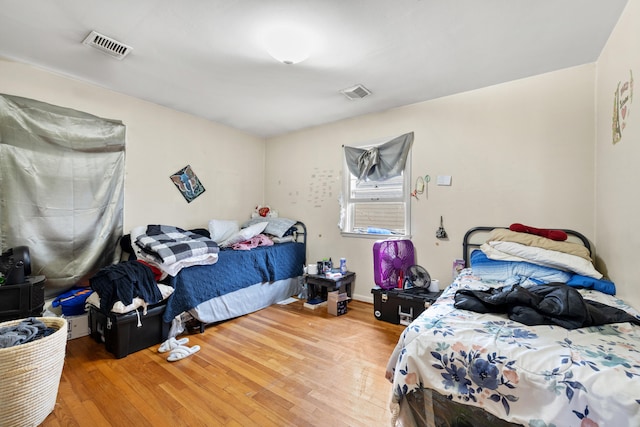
[
  {"left": 373, "top": 239, "right": 415, "bottom": 290},
  {"left": 404, "top": 265, "right": 431, "bottom": 289}
]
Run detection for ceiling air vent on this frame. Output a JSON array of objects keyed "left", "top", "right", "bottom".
[
  {"left": 340, "top": 84, "right": 372, "bottom": 100},
  {"left": 82, "top": 31, "right": 132, "bottom": 60}
]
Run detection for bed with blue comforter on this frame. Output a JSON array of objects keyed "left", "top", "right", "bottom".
[
  {"left": 164, "top": 240, "right": 305, "bottom": 322},
  {"left": 126, "top": 220, "right": 306, "bottom": 327},
  {"left": 386, "top": 226, "right": 640, "bottom": 427}
]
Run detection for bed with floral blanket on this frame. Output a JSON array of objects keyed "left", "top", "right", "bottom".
[{"left": 386, "top": 226, "right": 640, "bottom": 427}]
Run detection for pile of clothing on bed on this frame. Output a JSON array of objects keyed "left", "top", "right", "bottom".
[
  {"left": 129, "top": 224, "right": 220, "bottom": 277},
  {"left": 458, "top": 223, "right": 628, "bottom": 329},
  {"left": 469, "top": 223, "right": 615, "bottom": 294},
  {"left": 88, "top": 224, "right": 218, "bottom": 317}
]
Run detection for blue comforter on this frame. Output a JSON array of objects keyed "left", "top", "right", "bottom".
[
  {"left": 470, "top": 249, "right": 572, "bottom": 284},
  {"left": 164, "top": 242, "right": 305, "bottom": 322},
  {"left": 470, "top": 249, "right": 616, "bottom": 294}
]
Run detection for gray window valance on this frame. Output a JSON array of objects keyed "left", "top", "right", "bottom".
[{"left": 343, "top": 132, "right": 413, "bottom": 181}]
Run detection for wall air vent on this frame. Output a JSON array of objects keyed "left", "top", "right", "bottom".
[
  {"left": 340, "top": 84, "right": 372, "bottom": 100},
  {"left": 82, "top": 31, "right": 132, "bottom": 60}
]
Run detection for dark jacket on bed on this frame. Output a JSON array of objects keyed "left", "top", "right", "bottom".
[{"left": 454, "top": 283, "right": 640, "bottom": 329}]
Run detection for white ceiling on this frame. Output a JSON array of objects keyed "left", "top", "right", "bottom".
[{"left": 0, "top": 0, "right": 629, "bottom": 138}]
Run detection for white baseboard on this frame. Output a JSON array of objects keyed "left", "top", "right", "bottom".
[{"left": 352, "top": 294, "right": 373, "bottom": 304}]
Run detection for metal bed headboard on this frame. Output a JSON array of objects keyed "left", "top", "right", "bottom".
[
  {"left": 462, "top": 226, "right": 592, "bottom": 267},
  {"left": 293, "top": 221, "right": 307, "bottom": 265}
]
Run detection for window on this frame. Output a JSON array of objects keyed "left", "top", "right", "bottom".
[{"left": 341, "top": 133, "right": 413, "bottom": 237}]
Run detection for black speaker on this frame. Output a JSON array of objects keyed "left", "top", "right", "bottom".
[
  {"left": 0, "top": 246, "right": 31, "bottom": 285},
  {"left": 0, "top": 276, "right": 46, "bottom": 322}
]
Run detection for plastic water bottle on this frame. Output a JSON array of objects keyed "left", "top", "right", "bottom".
[{"left": 340, "top": 258, "right": 347, "bottom": 274}]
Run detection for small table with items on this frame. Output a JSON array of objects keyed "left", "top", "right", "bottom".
[{"left": 305, "top": 271, "right": 355, "bottom": 302}]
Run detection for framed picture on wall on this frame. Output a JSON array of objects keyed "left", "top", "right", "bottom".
[
  {"left": 170, "top": 164, "right": 205, "bottom": 203},
  {"left": 612, "top": 69, "right": 634, "bottom": 144}
]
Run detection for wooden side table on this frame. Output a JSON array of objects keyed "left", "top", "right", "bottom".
[{"left": 305, "top": 271, "right": 355, "bottom": 302}]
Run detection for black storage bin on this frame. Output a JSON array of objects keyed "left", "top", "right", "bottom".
[
  {"left": 372, "top": 287, "right": 442, "bottom": 325},
  {"left": 89, "top": 301, "right": 170, "bottom": 359},
  {"left": 0, "top": 275, "right": 46, "bottom": 322}
]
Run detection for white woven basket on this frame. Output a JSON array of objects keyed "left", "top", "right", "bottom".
[{"left": 0, "top": 317, "right": 67, "bottom": 427}]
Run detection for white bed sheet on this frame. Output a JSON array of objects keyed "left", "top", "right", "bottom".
[{"left": 188, "top": 276, "right": 302, "bottom": 324}]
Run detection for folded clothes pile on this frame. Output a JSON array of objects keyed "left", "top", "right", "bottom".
[{"left": 0, "top": 318, "right": 56, "bottom": 348}]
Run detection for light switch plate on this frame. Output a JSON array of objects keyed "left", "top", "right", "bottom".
[{"left": 436, "top": 175, "right": 452, "bottom": 186}]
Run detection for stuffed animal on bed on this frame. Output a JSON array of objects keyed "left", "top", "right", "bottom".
[{"left": 252, "top": 205, "right": 278, "bottom": 218}]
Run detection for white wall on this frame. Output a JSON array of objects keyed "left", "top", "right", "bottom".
[
  {"left": 0, "top": 58, "right": 266, "bottom": 232},
  {"left": 595, "top": 0, "right": 640, "bottom": 308},
  {"left": 266, "top": 65, "right": 596, "bottom": 302},
  {"left": 4, "top": 23, "right": 634, "bottom": 308}
]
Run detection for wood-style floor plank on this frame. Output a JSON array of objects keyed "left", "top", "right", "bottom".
[{"left": 41, "top": 299, "right": 405, "bottom": 427}]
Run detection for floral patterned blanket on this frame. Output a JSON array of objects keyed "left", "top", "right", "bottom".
[{"left": 386, "top": 270, "right": 640, "bottom": 426}]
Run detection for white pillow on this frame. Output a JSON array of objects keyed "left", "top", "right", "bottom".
[
  {"left": 208, "top": 219, "right": 240, "bottom": 243},
  {"left": 219, "top": 221, "right": 268, "bottom": 247},
  {"left": 271, "top": 235, "right": 295, "bottom": 243},
  {"left": 487, "top": 240, "right": 603, "bottom": 279},
  {"left": 241, "top": 217, "right": 297, "bottom": 238},
  {"left": 130, "top": 225, "right": 146, "bottom": 241},
  {"left": 129, "top": 225, "right": 147, "bottom": 258}
]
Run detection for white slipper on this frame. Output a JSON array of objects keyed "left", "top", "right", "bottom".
[
  {"left": 167, "top": 344, "right": 200, "bottom": 362},
  {"left": 158, "top": 337, "right": 189, "bottom": 353}
]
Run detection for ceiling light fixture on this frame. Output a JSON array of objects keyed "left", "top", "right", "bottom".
[{"left": 263, "top": 24, "right": 314, "bottom": 65}]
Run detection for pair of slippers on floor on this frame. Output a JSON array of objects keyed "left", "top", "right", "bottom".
[{"left": 158, "top": 337, "right": 200, "bottom": 362}]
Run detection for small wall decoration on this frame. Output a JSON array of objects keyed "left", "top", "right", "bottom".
[
  {"left": 612, "top": 69, "right": 634, "bottom": 144},
  {"left": 170, "top": 164, "right": 205, "bottom": 203}
]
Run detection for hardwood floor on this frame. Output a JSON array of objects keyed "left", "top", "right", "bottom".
[{"left": 41, "top": 299, "right": 405, "bottom": 427}]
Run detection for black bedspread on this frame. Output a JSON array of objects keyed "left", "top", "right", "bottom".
[{"left": 454, "top": 283, "right": 640, "bottom": 329}]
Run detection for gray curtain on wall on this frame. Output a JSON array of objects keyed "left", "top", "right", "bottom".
[
  {"left": 0, "top": 94, "right": 125, "bottom": 295},
  {"left": 343, "top": 132, "right": 413, "bottom": 181}
]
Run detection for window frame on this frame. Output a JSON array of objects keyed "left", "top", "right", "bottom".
[{"left": 340, "top": 145, "right": 411, "bottom": 239}]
